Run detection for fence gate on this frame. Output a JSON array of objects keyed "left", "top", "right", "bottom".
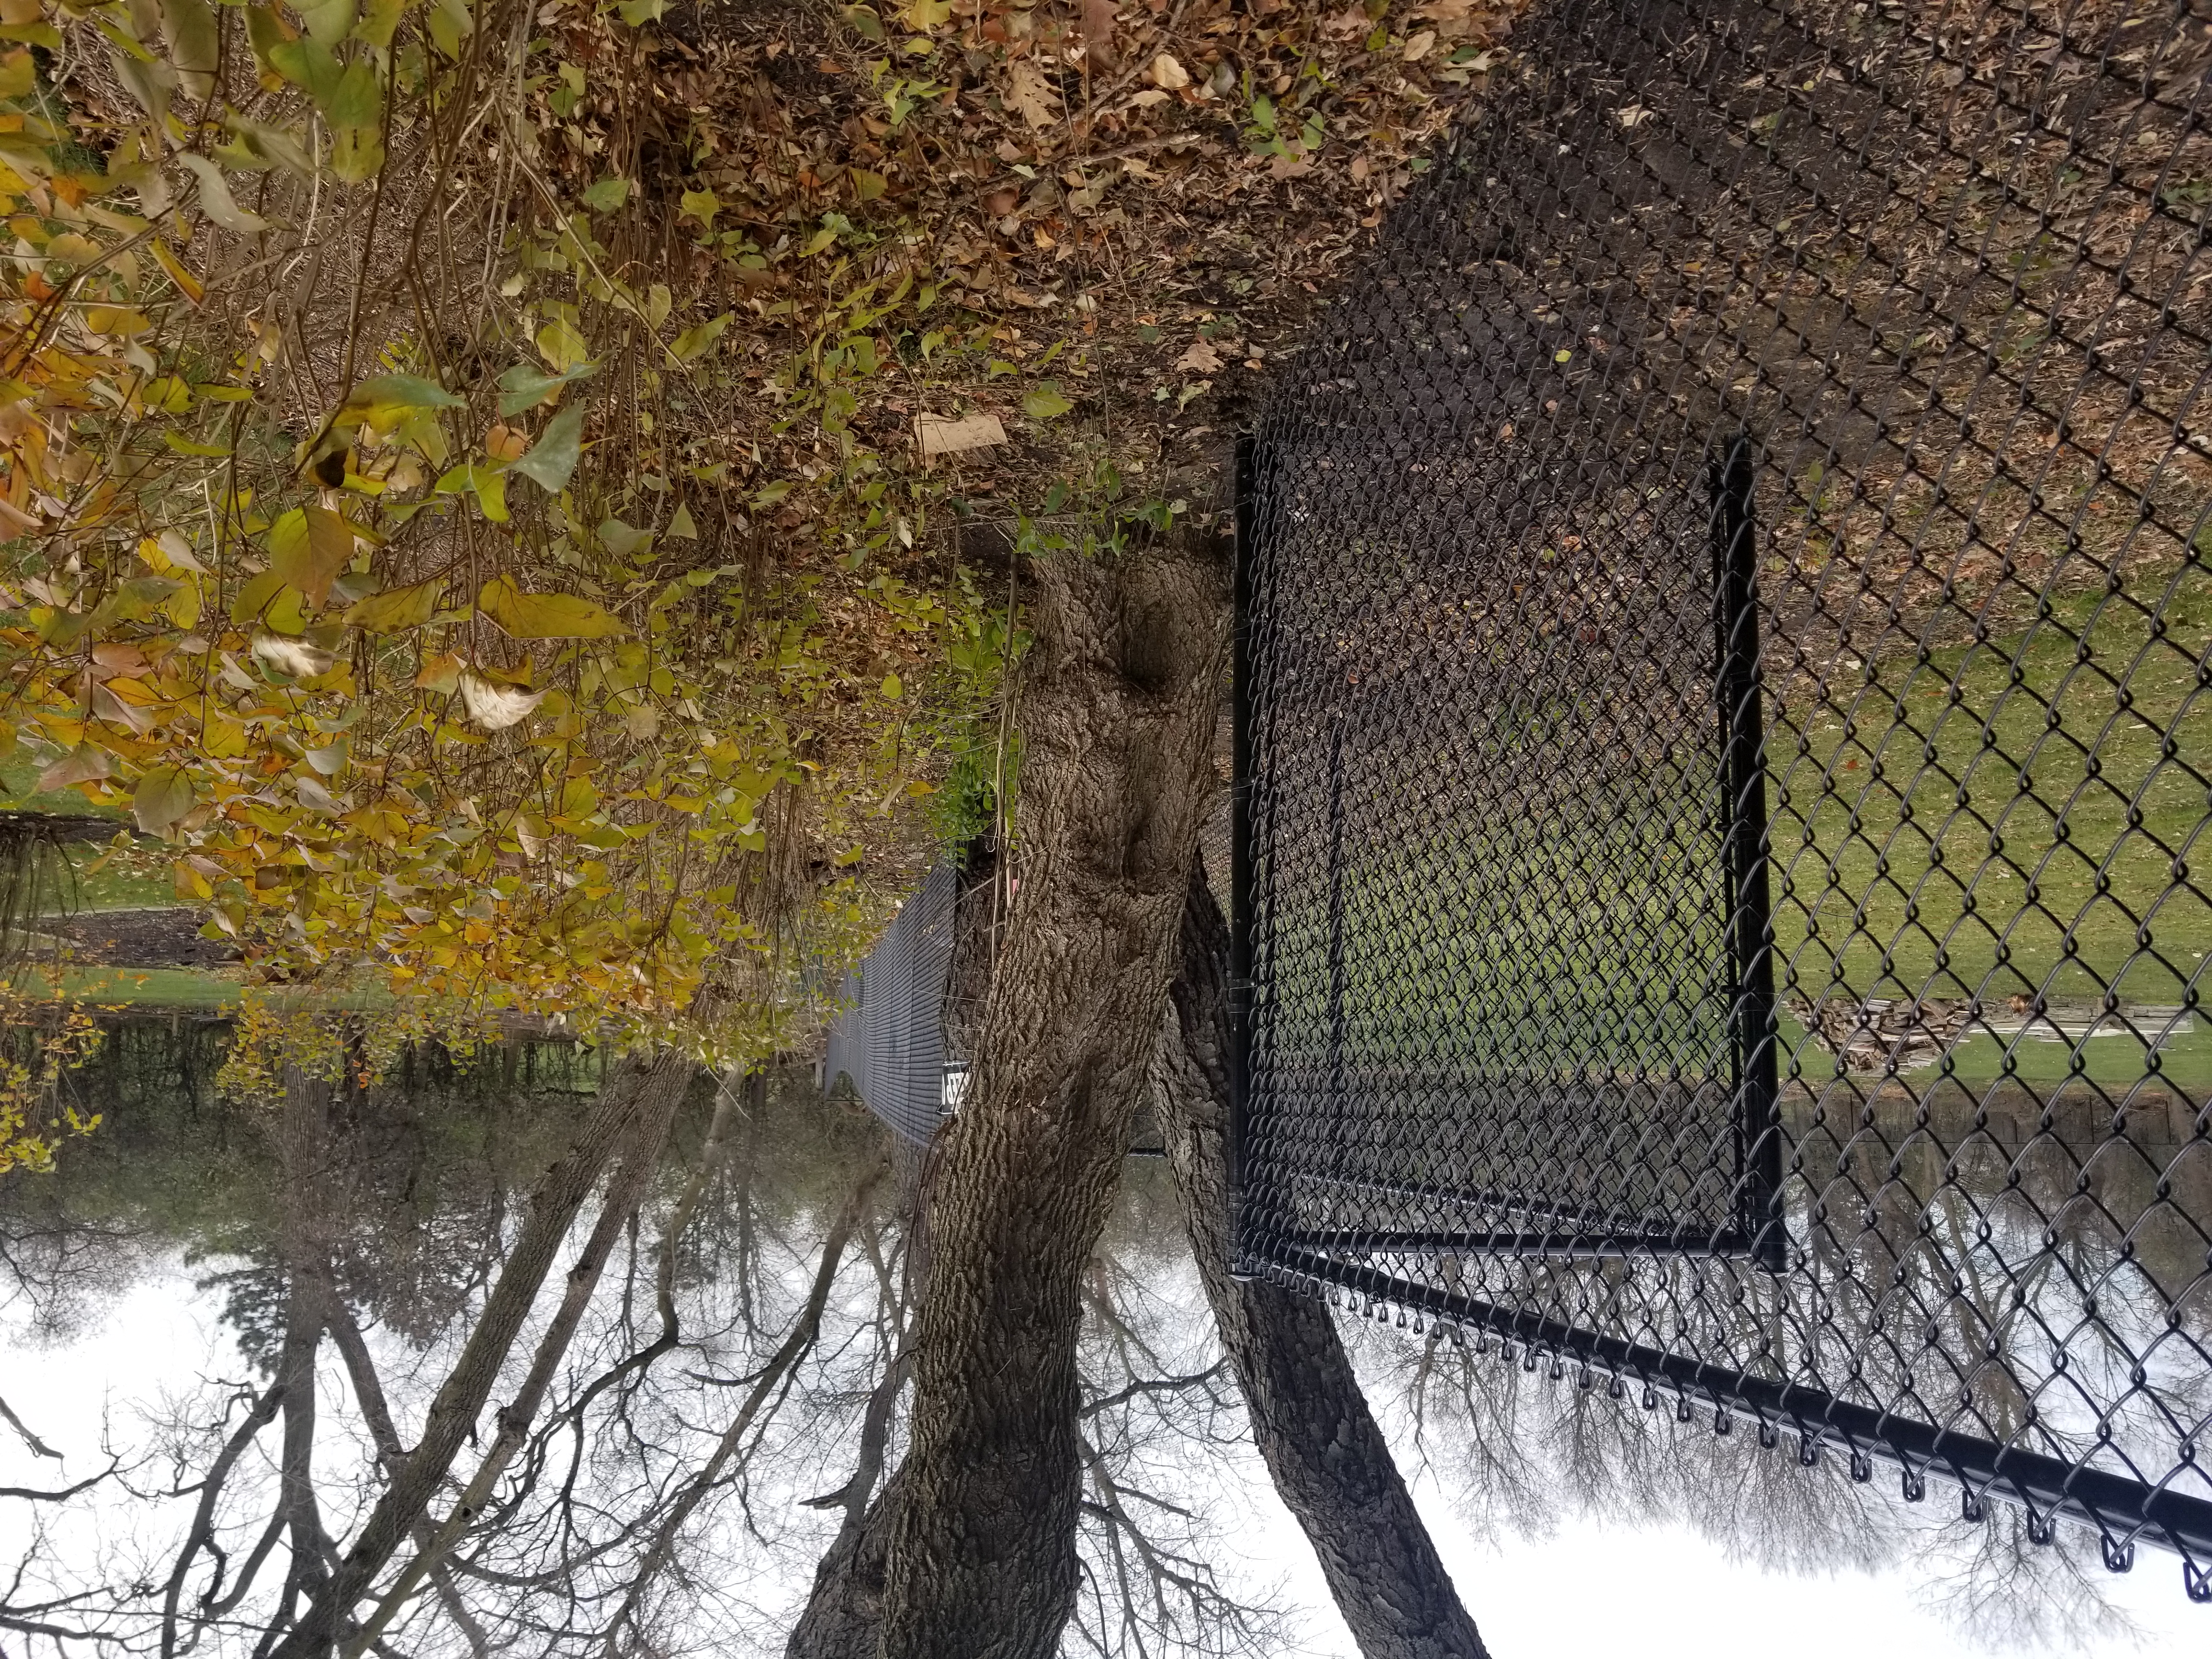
[{"left": 1233, "top": 0, "right": 2212, "bottom": 1591}]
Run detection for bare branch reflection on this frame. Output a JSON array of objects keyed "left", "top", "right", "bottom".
[
  {"left": 1352, "top": 1316, "right": 2151, "bottom": 1651},
  {"left": 0, "top": 1018, "right": 2186, "bottom": 1658}
]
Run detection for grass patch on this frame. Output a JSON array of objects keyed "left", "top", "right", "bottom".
[
  {"left": 1, "top": 758, "right": 176, "bottom": 911},
  {"left": 7, "top": 966, "right": 403, "bottom": 1012},
  {"left": 11, "top": 966, "right": 245, "bottom": 1009},
  {"left": 1771, "top": 567, "right": 2212, "bottom": 1007},
  {"left": 1276, "top": 566, "right": 2212, "bottom": 1079},
  {"left": 46, "top": 843, "right": 177, "bottom": 912}
]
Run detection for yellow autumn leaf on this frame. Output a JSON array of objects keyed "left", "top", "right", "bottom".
[
  {"left": 343, "top": 578, "right": 444, "bottom": 633},
  {"left": 268, "top": 505, "right": 355, "bottom": 606},
  {"left": 537, "top": 318, "right": 590, "bottom": 372},
  {"left": 476, "top": 575, "right": 627, "bottom": 640},
  {"left": 150, "top": 236, "right": 206, "bottom": 305},
  {"left": 83, "top": 306, "right": 153, "bottom": 336}
]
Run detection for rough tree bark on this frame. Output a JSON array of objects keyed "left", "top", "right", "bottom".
[
  {"left": 791, "top": 530, "right": 1229, "bottom": 1659},
  {"left": 1154, "top": 862, "right": 1492, "bottom": 1659}
]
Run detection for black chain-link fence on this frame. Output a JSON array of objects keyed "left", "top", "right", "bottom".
[
  {"left": 823, "top": 859, "right": 965, "bottom": 1144},
  {"left": 1233, "top": 0, "right": 2212, "bottom": 1594}
]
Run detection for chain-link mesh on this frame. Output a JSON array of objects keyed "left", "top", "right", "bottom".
[
  {"left": 1234, "top": 0, "right": 2212, "bottom": 1592},
  {"left": 823, "top": 859, "right": 963, "bottom": 1144}
]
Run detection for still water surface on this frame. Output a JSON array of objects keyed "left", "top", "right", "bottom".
[{"left": 0, "top": 1022, "right": 2204, "bottom": 1657}]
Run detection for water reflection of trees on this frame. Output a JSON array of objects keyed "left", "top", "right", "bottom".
[
  {"left": 4, "top": 1020, "right": 2193, "bottom": 1655},
  {"left": 0, "top": 1025, "right": 1288, "bottom": 1659},
  {"left": 1352, "top": 1300, "right": 2150, "bottom": 1651},
  {"left": 1339, "top": 1073, "right": 2212, "bottom": 1534}
]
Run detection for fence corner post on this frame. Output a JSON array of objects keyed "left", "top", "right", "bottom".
[{"left": 1228, "top": 432, "right": 1259, "bottom": 1282}]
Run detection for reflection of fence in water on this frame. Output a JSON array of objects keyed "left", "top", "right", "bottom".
[{"left": 1233, "top": 0, "right": 2212, "bottom": 1594}]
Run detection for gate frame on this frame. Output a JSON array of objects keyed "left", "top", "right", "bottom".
[{"left": 1227, "top": 433, "right": 2212, "bottom": 1582}]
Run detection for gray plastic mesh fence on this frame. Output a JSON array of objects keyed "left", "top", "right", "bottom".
[
  {"left": 1233, "top": 0, "right": 2212, "bottom": 1593},
  {"left": 824, "top": 860, "right": 962, "bottom": 1145}
]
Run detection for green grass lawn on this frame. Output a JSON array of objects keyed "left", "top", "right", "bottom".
[
  {"left": 1273, "top": 566, "right": 2212, "bottom": 1087},
  {"left": 1770, "top": 571, "right": 2212, "bottom": 1008},
  {"left": 14, "top": 965, "right": 246, "bottom": 1009},
  {"left": 2, "top": 756, "right": 180, "bottom": 911},
  {"left": 38, "top": 842, "right": 178, "bottom": 911}
]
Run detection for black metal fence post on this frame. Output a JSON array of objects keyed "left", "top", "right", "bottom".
[{"left": 1712, "top": 433, "right": 1783, "bottom": 1271}]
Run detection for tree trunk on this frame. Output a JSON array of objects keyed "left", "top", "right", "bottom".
[
  {"left": 849, "top": 533, "right": 1229, "bottom": 1659},
  {"left": 1154, "top": 862, "right": 1493, "bottom": 1659}
]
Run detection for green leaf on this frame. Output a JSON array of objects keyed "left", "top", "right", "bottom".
[
  {"left": 269, "top": 505, "right": 355, "bottom": 606},
  {"left": 266, "top": 35, "right": 344, "bottom": 107},
  {"left": 334, "top": 374, "right": 455, "bottom": 413},
  {"left": 244, "top": 3, "right": 293, "bottom": 73},
  {"left": 230, "top": 567, "right": 286, "bottom": 625},
  {"left": 340, "top": 373, "right": 462, "bottom": 430},
  {"left": 94, "top": 15, "right": 156, "bottom": 63},
  {"left": 669, "top": 311, "right": 733, "bottom": 363},
  {"left": 842, "top": 5, "right": 885, "bottom": 41},
  {"left": 160, "top": 0, "right": 222, "bottom": 103},
  {"left": 427, "top": 0, "right": 465, "bottom": 57},
  {"left": 328, "top": 59, "right": 385, "bottom": 183},
  {"left": 131, "top": 766, "right": 195, "bottom": 836},
  {"left": 354, "top": 0, "right": 415, "bottom": 50},
  {"left": 107, "top": 577, "right": 183, "bottom": 624},
  {"left": 678, "top": 189, "right": 721, "bottom": 228},
  {"left": 219, "top": 115, "right": 316, "bottom": 178},
  {"left": 477, "top": 575, "right": 627, "bottom": 639},
  {"left": 496, "top": 359, "right": 595, "bottom": 416},
  {"left": 512, "top": 402, "right": 588, "bottom": 493},
  {"left": 343, "top": 578, "right": 443, "bottom": 632},
  {"left": 297, "top": 0, "right": 358, "bottom": 44},
  {"left": 750, "top": 479, "right": 795, "bottom": 509},
  {"left": 473, "top": 468, "right": 509, "bottom": 522},
  {"left": 177, "top": 155, "right": 270, "bottom": 234},
  {"left": 581, "top": 176, "right": 630, "bottom": 212},
  {"left": 880, "top": 672, "right": 902, "bottom": 701},
  {"left": 616, "top": 0, "right": 667, "bottom": 22},
  {"left": 667, "top": 503, "right": 698, "bottom": 540},
  {"left": 436, "top": 462, "right": 509, "bottom": 522},
  {"left": 1023, "top": 383, "right": 1074, "bottom": 420},
  {"left": 596, "top": 518, "right": 654, "bottom": 559}
]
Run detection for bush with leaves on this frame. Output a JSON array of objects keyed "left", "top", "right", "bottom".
[{"left": 0, "top": 0, "right": 1015, "bottom": 1068}]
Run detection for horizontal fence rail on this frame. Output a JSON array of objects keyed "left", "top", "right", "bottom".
[{"left": 1234, "top": 0, "right": 2212, "bottom": 1596}]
